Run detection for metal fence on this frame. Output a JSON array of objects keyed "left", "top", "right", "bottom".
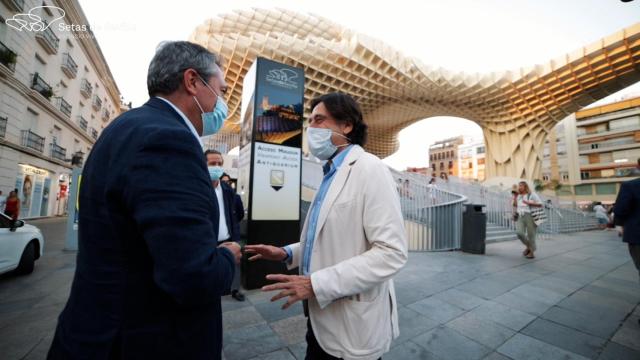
[{"left": 301, "top": 160, "right": 467, "bottom": 251}]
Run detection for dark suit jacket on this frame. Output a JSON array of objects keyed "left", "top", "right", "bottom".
[
  {"left": 614, "top": 178, "right": 640, "bottom": 245},
  {"left": 48, "top": 98, "right": 235, "bottom": 360},
  {"left": 218, "top": 181, "right": 241, "bottom": 242}
]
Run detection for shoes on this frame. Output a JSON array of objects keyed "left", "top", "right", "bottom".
[{"left": 231, "top": 290, "right": 245, "bottom": 302}]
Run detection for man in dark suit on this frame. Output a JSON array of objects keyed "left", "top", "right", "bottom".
[
  {"left": 205, "top": 150, "right": 245, "bottom": 301},
  {"left": 48, "top": 41, "right": 241, "bottom": 360},
  {"left": 614, "top": 158, "right": 640, "bottom": 281}
]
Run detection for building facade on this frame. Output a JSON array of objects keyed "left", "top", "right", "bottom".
[
  {"left": 428, "top": 136, "right": 463, "bottom": 179},
  {"left": 573, "top": 97, "right": 640, "bottom": 203},
  {"left": 0, "top": 0, "right": 122, "bottom": 218},
  {"left": 457, "top": 139, "right": 486, "bottom": 182}
]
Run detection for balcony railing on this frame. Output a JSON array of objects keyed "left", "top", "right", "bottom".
[
  {"left": 56, "top": 97, "right": 72, "bottom": 117},
  {"left": 0, "top": 116, "right": 7, "bottom": 138},
  {"left": 61, "top": 53, "right": 78, "bottom": 78},
  {"left": 31, "top": 72, "right": 53, "bottom": 99},
  {"left": 0, "top": 40, "right": 17, "bottom": 72},
  {"left": 34, "top": 21, "right": 59, "bottom": 54},
  {"left": 102, "top": 109, "right": 110, "bottom": 121},
  {"left": 80, "top": 79, "right": 93, "bottom": 98},
  {"left": 50, "top": 143, "right": 67, "bottom": 161},
  {"left": 579, "top": 138, "right": 637, "bottom": 152},
  {"left": 77, "top": 115, "right": 88, "bottom": 131},
  {"left": 92, "top": 95, "right": 102, "bottom": 110},
  {"left": 2, "top": 0, "right": 24, "bottom": 12},
  {"left": 21, "top": 130, "right": 45, "bottom": 153},
  {"left": 91, "top": 128, "right": 98, "bottom": 140}
]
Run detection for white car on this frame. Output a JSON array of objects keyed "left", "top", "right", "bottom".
[{"left": 0, "top": 214, "right": 44, "bottom": 275}]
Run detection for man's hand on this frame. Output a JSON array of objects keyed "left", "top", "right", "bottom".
[
  {"left": 244, "top": 244, "right": 287, "bottom": 262},
  {"left": 218, "top": 242, "right": 241, "bottom": 265},
  {"left": 262, "top": 274, "right": 315, "bottom": 309}
]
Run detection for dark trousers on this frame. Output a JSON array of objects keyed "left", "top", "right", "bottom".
[
  {"left": 219, "top": 239, "right": 241, "bottom": 291},
  {"left": 305, "top": 320, "right": 381, "bottom": 360},
  {"left": 629, "top": 244, "right": 640, "bottom": 278}
]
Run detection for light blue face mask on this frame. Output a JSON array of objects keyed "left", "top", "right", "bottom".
[
  {"left": 306, "top": 127, "right": 350, "bottom": 160},
  {"left": 208, "top": 166, "right": 224, "bottom": 180},
  {"left": 193, "top": 74, "right": 228, "bottom": 136}
]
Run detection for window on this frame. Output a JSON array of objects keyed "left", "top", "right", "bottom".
[
  {"left": 596, "top": 183, "right": 616, "bottom": 195},
  {"left": 440, "top": 162, "right": 444, "bottom": 170},
  {"left": 542, "top": 175, "right": 550, "bottom": 181},
  {"left": 580, "top": 171, "right": 590, "bottom": 180},
  {"left": 557, "top": 144, "right": 567, "bottom": 156},
  {"left": 591, "top": 143, "right": 599, "bottom": 150},
  {"left": 431, "top": 164, "right": 436, "bottom": 171},
  {"left": 477, "top": 158, "right": 485, "bottom": 165},
  {"left": 609, "top": 116, "right": 639, "bottom": 130},
  {"left": 575, "top": 184, "right": 593, "bottom": 195},
  {"left": 468, "top": 162, "right": 473, "bottom": 169},
  {"left": 561, "top": 172, "right": 570, "bottom": 181},
  {"left": 448, "top": 161, "right": 453, "bottom": 169},
  {"left": 477, "top": 146, "right": 485, "bottom": 154}
]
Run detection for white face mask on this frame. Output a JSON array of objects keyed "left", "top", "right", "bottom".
[{"left": 306, "top": 127, "right": 350, "bottom": 160}]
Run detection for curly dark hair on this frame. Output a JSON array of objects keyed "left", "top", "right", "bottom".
[{"left": 310, "top": 93, "right": 368, "bottom": 146}]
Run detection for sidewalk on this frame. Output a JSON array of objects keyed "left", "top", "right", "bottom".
[{"left": 0, "top": 224, "right": 638, "bottom": 359}]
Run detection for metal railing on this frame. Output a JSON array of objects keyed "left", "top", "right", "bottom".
[
  {"left": 21, "top": 130, "right": 45, "bottom": 153},
  {"left": 0, "top": 116, "right": 7, "bottom": 138},
  {"left": 77, "top": 115, "right": 88, "bottom": 131},
  {"left": 34, "top": 21, "right": 59, "bottom": 54},
  {"left": 301, "top": 159, "right": 467, "bottom": 251},
  {"left": 50, "top": 143, "right": 66, "bottom": 161},
  {"left": 92, "top": 95, "right": 102, "bottom": 110},
  {"left": 57, "top": 97, "right": 72, "bottom": 117},
  {"left": 31, "top": 72, "right": 53, "bottom": 99},
  {"left": 61, "top": 53, "right": 78, "bottom": 78},
  {"left": 0, "top": 40, "right": 17, "bottom": 71},
  {"left": 102, "top": 109, "right": 110, "bottom": 121},
  {"left": 91, "top": 128, "right": 98, "bottom": 140},
  {"left": 2, "top": 0, "right": 24, "bottom": 11},
  {"left": 80, "top": 79, "right": 93, "bottom": 98}
]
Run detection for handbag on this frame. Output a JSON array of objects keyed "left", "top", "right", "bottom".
[{"left": 528, "top": 194, "right": 547, "bottom": 226}]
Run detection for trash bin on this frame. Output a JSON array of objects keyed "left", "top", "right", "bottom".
[{"left": 461, "top": 204, "right": 487, "bottom": 254}]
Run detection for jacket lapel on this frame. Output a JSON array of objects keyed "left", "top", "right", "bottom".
[{"left": 313, "top": 146, "right": 364, "bottom": 242}]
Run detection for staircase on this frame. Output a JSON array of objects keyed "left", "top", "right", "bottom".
[{"left": 486, "top": 222, "right": 518, "bottom": 243}]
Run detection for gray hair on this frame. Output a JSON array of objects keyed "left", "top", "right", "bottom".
[{"left": 147, "top": 41, "right": 222, "bottom": 97}]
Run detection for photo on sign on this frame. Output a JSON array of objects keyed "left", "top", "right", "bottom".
[{"left": 270, "top": 170, "right": 284, "bottom": 191}]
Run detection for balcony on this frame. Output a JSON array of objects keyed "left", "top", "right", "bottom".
[
  {"left": 92, "top": 95, "right": 102, "bottom": 111},
  {"left": 91, "top": 127, "right": 98, "bottom": 140},
  {"left": 0, "top": 116, "right": 7, "bottom": 138},
  {"left": 50, "top": 143, "right": 67, "bottom": 161},
  {"left": 0, "top": 40, "right": 17, "bottom": 72},
  {"left": 1, "top": 0, "right": 24, "bottom": 12},
  {"left": 578, "top": 138, "right": 638, "bottom": 153},
  {"left": 31, "top": 72, "right": 53, "bottom": 99},
  {"left": 35, "top": 21, "right": 59, "bottom": 54},
  {"left": 21, "top": 130, "right": 45, "bottom": 153},
  {"left": 56, "top": 97, "right": 72, "bottom": 117},
  {"left": 578, "top": 124, "right": 640, "bottom": 140},
  {"left": 61, "top": 53, "right": 78, "bottom": 78},
  {"left": 80, "top": 79, "right": 93, "bottom": 98},
  {"left": 102, "top": 109, "right": 110, "bottom": 121},
  {"left": 77, "top": 115, "right": 88, "bottom": 131}
]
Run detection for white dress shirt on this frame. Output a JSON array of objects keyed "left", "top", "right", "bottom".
[
  {"left": 214, "top": 183, "right": 230, "bottom": 241},
  {"left": 156, "top": 97, "right": 203, "bottom": 147}
]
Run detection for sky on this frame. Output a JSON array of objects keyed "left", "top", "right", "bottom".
[{"left": 79, "top": 0, "right": 640, "bottom": 169}]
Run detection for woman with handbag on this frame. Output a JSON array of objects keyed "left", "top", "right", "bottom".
[{"left": 515, "top": 181, "right": 543, "bottom": 259}]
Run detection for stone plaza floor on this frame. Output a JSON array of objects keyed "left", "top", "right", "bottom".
[{"left": 0, "top": 218, "right": 638, "bottom": 360}]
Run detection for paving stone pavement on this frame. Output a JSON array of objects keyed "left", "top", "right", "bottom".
[{"left": 1, "top": 218, "right": 638, "bottom": 360}]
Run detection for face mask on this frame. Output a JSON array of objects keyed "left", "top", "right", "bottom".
[
  {"left": 208, "top": 166, "right": 224, "bottom": 180},
  {"left": 306, "top": 127, "right": 350, "bottom": 160},
  {"left": 193, "top": 74, "right": 228, "bottom": 136}
]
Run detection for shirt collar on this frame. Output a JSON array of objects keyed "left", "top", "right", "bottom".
[
  {"left": 323, "top": 145, "right": 353, "bottom": 175},
  {"left": 156, "top": 96, "right": 203, "bottom": 147}
]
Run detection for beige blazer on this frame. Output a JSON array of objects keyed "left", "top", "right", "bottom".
[{"left": 287, "top": 145, "right": 408, "bottom": 360}]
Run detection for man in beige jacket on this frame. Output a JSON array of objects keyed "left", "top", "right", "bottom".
[{"left": 245, "top": 93, "right": 408, "bottom": 360}]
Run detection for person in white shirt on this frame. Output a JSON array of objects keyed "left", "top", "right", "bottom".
[
  {"left": 514, "top": 181, "right": 543, "bottom": 259},
  {"left": 593, "top": 202, "right": 610, "bottom": 229},
  {"left": 206, "top": 149, "right": 245, "bottom": 302}
]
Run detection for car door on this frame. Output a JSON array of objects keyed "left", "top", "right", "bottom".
[{"left": 0, "top": 215, "right": 23, "bottom": 273}]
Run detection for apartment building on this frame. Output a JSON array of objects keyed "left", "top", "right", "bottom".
[{"left": 0, "top": 0, "right": 123, "bottom": 217}]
